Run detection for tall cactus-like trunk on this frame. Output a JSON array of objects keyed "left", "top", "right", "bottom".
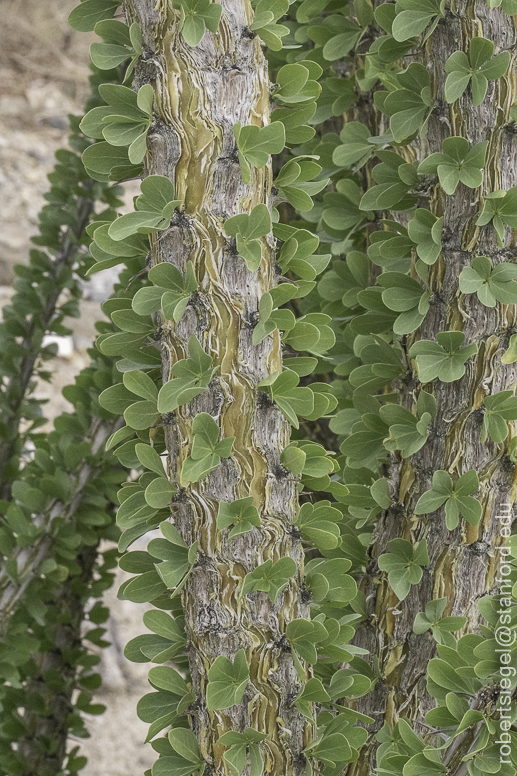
[
  {"left": 348, "top": 5, "right": 517, "bottom": 774},
  {"left": 124, "top": 1, "right": 312, "bottom": 772}
]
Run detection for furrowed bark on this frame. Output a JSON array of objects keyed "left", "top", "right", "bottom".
[
  {"left": 347, "top": 4, "right": 517, "bottom": 774},
  {"left": 124, "top": 1, "right": 312, "bottom": 773}
]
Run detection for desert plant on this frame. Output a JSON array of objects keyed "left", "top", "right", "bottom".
[{"left": 1, "top": 0, "right": 516, "bottom": 774}]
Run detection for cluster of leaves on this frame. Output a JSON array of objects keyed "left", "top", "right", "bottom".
[
  {"left": 64, "top": 9, "right": 384, "bottom": 772},
  {"left": 0, "top": 55, "right": 143, "bottom": 773},
  {"left": 408, "top": 332, "right": 477, "bottom": 383},
  {"left": 172, "top": 0, "right": 222, "bottom": 47},
  {"left": 378, "top": 538, "right": 429, "bottom": 601},
  {"left": 413, "top": 597, "right": 467, "bottom": 646},
  {"left": 80, "top": 82, "right": 154, "bottom": 167},
  {"left": 0, "top": 352, "right": 124, "bottom": 773},
  {"left": 459, "top": 256, "right": 517, "bottom": 307},
  {"left": 414, "top": 470, "right": 482, "bottom": 529},
  {"left": 180, "top": 413, "right": 235, "bottom": 487},
  {"left": 378, "top": 607, "right": 517, "bottom": 775},
  {"left": 444, "top": 37, "right": 510, "bottom": 105},
  {"left": 6, "top": 0, "right": 517, "bottom": 775},
  {"left": 0, "top": 98, "right": 120, "bottom": 496},
  {"left": 475, "top": 188, "right": 517, "bottom": 246},
  {"left": 224, "top": 204, "right": 271, "bottom": 272},
  {"left": 89, "top": 19, "right": 143, "bottom": 80},
  {"left": 374, "top": 64, "right": 433, "bottom": 142},
  {"left": 418, "top": 137, "right": 487, "bottom": 194},
  {"left": 482, "top": 391, "right": 517, "bottom": 444},
  {"left": 233, "top": 121, "right": 286, "bottom": 184},
  {"left": 99, "top": 333, "right": 216, "bottom": 437}
]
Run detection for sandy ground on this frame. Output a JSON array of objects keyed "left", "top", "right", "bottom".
[{"left": 0, "top": 2, "right": 156, "bottom": 773}]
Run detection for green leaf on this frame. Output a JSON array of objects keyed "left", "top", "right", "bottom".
[
  {"left": 182, "top": 15, "right": 207, "bottom": 46},
  {"left": 108, "top": 211, "right": 168, "bottom": 241},
  {"left": 136, "top": 444, "right": 166, "bottom": 476},
  {"left": 222, "top": 744, "right": 246, "bottom": 776},
  {"left": 179, "top": 413, "right": 234, "bottom": 485},
  {"left": 305, "top": 732, "right": 353, "bottom": 767},
  {"left": 191, "top": 412, "right": 220, "bottom": 452},
  {"left": 306, "top": 557, "right": 357, "bottom": 603},
  {"left": 123, "top": 571, "right": 166, "bottom": 603},
  {"left": 407, "top": 210, "right": 442, "bottom": 264},
  {"left": 123, "top": 369, "right": 158, "bottom": 401},
  {"left": 219, "top": 730, "right": 266, "bottom": 776},
  {"left": 68, "top": 0, "right": 119, "bottom": 32},
  {"left": 259, "top": 370, "right": 314, "bottom": 428},
  {"left": 408, "top": 331, "right": 477, "bottom": 383},
  {"left": 274, "top": 63, "right": 309, "bottom": 99},
  {"left": 414, "top": 470, "right": 481, "bottom": 529},
  {"left": 245, "top": 204, "right": 272, "bottom": 240},
  {"left": 100, "top": 330, "right": 149, "bottom": 359},
  {"left": 392, "top": 0, "right": 443, "bottom": 43},
  {"left": 108, "top": 176, "right": 181, "bottom": 239},
  {"left": 234, "top": 121, "right": 286, "bottom": 182},
  {"left": 241, "top": 557, "right": 297, "bottom": 602},
  {"left": 137, "top": 690, "right": 179, "bottom": 723},
  {"left": 427, "top": 657, "right": 472, "bottom": 692},
  {"left": 333, "top": 122, "right": 374, "bottom": 168},
  {"left": 377, "top": 273, "right": 429, "bottom": 336},
  {"left": 444, "top": 39, "right": 510, "bottom": 105},
  {"left": 295, "top": 501, "right": 342, "bottom": 551},
  {"left": 99, "top": 383, "right": 136, "bottom": 415},
  {"left": 286, "top": 619, "right": 328, "bottom": 663},
  {"left": 501, "top": 333, "right": 517, "bottom": 364},
  {"left": 322, "top": 26, "right": 362, "bottom": 61},
  {"left": 459, "top": 255, "right": 517, "bottom": 306},
  {"left": 157, "top": 335, "right": 215, "bottom": 412},
  {"left": 403, "top": 752, "right": 446, "bottom": 776},
  {"left": 444, "top": 71, "right": 471, "bottom": 103},
  {"left": 378, "top": 539, "right": 428, "bottom": 600},
  {"left": 206, "top": 649, "right": 250, "bottom": 710},
  {"left": 138, "top": 175, "right": 178, "bottom": 211},
  {"left": 219, "top": 729, "right": 266, "bottom": 746},
  {"left": 217, "top": 498, "right": 261, "bottom": 539},
  {"left": 80, "top": 106, "right": 114, "bottom": 139},
  {"left": 82, "top": 142, "right": 138, "bottom": 182},
  {"left": 280, "top": 444, "right": 306, "bottom": 477},
  {"left": 144, "top": 478, "right": 176, "bottom": 508},
  {"left": 168, "top": 729, "right": 203, "bottom": 764},
  {"left": 416, "top": 138, "right": 487, "bottom": 194},
  {"left": 470, "top": 73, "right": 488, "bottom": 107},
  {"left": 482, "top": 391, "right": 517, "bottom": 443},
  {"left": 479, "top": 50, "right": 511, "bottom": 78},
  {"left": 180, "top": 453, "right": 220, "bottom": 486},
  {"left": 148, "top": 666, "right": 189, "bottom": 696},
  {"left": 152, "top": 756, "right": 202, "bottom": 776},
  {"left": 150, "top": 545, "right": 193, "bottom": 590},
  {"left": 224, "top": 205, "right": 271, "bottom": 271},
  {"left": 294, "top": 676, "right": 330, "bottom": 707},
  {"left": 124, "top": 401, "right": 161, "bottom": 431}
]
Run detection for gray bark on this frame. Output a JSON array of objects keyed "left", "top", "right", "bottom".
[
  {"left": 124, "top": 1, "right": 313, "bottom": 773},
  {"left": 348, "top": 4, "right": 517, "bottom": 773}
]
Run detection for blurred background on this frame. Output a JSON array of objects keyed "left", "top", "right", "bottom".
[{"left": 0, "top": 2, "right": 155, "bottom": 773}]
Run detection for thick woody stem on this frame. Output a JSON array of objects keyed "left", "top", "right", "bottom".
[
  {"left": 124, "top": 1, "right": 314, "bottom": 773},
  {"left": 347, "top": 4, "right": 517, "bottom": 774}
]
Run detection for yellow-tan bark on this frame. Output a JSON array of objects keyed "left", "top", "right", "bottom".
[{"left": 124, "top": 2, "right": 313, "bottom": 773}]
